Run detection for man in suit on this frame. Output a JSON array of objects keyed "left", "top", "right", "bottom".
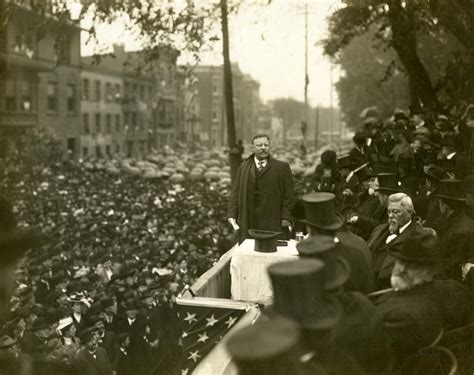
[
  {"left": 300, "top": 192, "right": 374, "bottom": 294},
  {"left": 71, "top": 327, "right": 113, "bottom": 375},
  {"left": 297, "top": 235, "right": 394, "bottom": 374},
  {"left": 227, "top": 134, "right": 295, "bottom": 242},
  {"left": 349, "top": 131, "right": 371, "bottom": 167},
  {"left": 368, "top": 192, "right": 424, "bottom": 290},
  {"left": 375, "top": 231, "right": 469, "bottom": 365}
]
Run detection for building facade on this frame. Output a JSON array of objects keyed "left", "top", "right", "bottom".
[{"left": 0, "top": 3, "right": 81, "bottom": 158}]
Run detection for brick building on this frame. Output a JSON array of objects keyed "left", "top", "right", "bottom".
[{"left": 0, "top": 2, "right": 81, "bottom": 158}]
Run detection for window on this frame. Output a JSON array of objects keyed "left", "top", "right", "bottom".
[
  {"left": 105, "top": 82, "right": 111, "bottom": 102},
  {"left": 47, "top": 83, "right": 58, "bottom": 112},
  {"left": 82, "top": 79, "right": 90, "bottom": 100},
  {"left": 115, "top": 114, "right": 121, "bottom": 132},
  {"left": 140, "top": 85, "right": 145, "bottom": 100},
  {"left": 83, "top": 113, "right": 90, "bottom": 134},
  {"left": 95, "top": 113, "right": 101, "bottom": 133},
  {"left": 5, "top": 96, "right": 16, "bottom": 111},
  {"left": 82, "top": 147, "right": 88, "bottom": 157},
  {"left": 115, "top": 144, "right": 120, "bottom": 154},
  {"left": 21, "top": 95, "right": 31, "bottom": 112},
  {"left": 212, "top": 76, "right": 219, "bottom": 94},
  {"left": 67, "top": 84, "right": 76, "bottom": 113},
  {"left": 139, "top": 140, "right": 146, "bottom": 154},
  {"left": 106, "top": 114, "right": 111, "bottom": 133},
  {"left": 124, "top": 112, "right": 129, "bottom": 128},
  {"left": 124, "top": 83, "right": 130, "bottom": 99},
  {"left": 105, "top": 145, "right": 111, "bottom": 157},
  {"left": 126, "top": 141, "right": 133, "bottom": 157},
  {"left": 95, "top": 80, "right": 101, "bottom": 102},
  {"left": 131, "top": 112, "right": 137, "bottom": 129}
]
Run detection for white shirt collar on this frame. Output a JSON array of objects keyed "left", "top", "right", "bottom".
[
  {"left": 399, "top": 220, "right": 412, "bottom": 234},
  {"left": 254, "top": 157, "right": 267, "bottom": 168},
  {"left": 447, "top": 152, "right": 456, "bottom": 160}
]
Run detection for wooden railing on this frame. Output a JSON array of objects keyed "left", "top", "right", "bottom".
[{"left": 188, "top": 245, "right": 238, "bottom": 299}]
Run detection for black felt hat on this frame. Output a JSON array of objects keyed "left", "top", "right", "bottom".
[
  {"left": 248, "top": 229, "right": 282, "bottom": 253},
  {"left": 296, "top": 235, "right": 350, "bottom": 291},
  {"left": 390, "top": 229, "right": 442, "bottom": 263},
  {"left": 377, "top": 173, "right": 404, "bottom": 194},
  {"left": 300, "top": 193, "right": 343, "bottom": 230},
  {"left": 226, "top": 315, "right": 305, "bottom": 375},
  {"left": 268, "top": 259, "right": 342, "bottom": 331},
  {"left": 424, "top": 165, "right": 446, "bottom": 182}
]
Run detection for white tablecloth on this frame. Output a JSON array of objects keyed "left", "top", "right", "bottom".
[{"left": 230, "top": 239, "right": 299, "bottom": 303}]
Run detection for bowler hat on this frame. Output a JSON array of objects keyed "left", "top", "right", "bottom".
[
  {"left": 248, "top": 229, "right": 281, "bottom": 253},
  {"left": 391, "top": 230, "right": 441, "bottom": 263},
  {"left": 300, "top": 193, "right": 343, "bottom": 230},
  {"left": 0, "top": 335, "right": 16, "bottom": 349},
  {"left": 32, "top": 317, "right": 50, "bottom": 331},
  {"left": 226, "top": 315, "right": 305, "bottom": 375},
  {"left": 296, "top": 235, "right": 350, "bottom": 291},
  {"left": 435, "top": 179, "right": 465, "bottom": 202},
  {"left": 268, "top": 259, "right": 341, "bottom": 331},
  {"left": 353, "top": 131, "right": 367, "bottom": 145},
  {"left": 377, "top": 173, "right": 404, "bottom": 194},
  {"left": 78, "top": 327, "right": 97, "bottom": 344}
]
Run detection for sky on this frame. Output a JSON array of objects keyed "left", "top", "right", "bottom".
[{"left": 81, "top": 0, "right": 343, "bottom": 107}]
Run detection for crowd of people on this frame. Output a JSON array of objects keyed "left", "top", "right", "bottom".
[
  {"left": 225, "top": 107, "right": 474, "bottom": 375},
  {"left": 0, "top": 104, "right": 473, "bottom": 374}
]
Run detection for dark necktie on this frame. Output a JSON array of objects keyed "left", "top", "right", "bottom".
[{"left": 257, "top": 161, "right": 264, "bottom": 173}]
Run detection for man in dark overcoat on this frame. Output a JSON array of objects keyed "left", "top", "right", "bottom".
[
  {"left": 227, "top": 134, "right": 295, "bottom": 242},
  {"left": 368, "top": 193, "right": 424, "bottom": 290},
  {"left": 71, "top": 327, "right": 113, "bottom": 375}
]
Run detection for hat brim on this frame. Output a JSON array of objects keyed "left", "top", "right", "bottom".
[
  {"left": 248, "top": 229, "right": 282, "bottom": 240},
  {"left": 434, "top": 194, "right": 466, "bottom": 202},
  {"left": 323, "top": 257, "right": 351, "bottom": 291},
  {"left": 389, "top": 250, "right": 445, "bottom": 263},
  {"left": 300, "top": 214, "right": 344, "bottom": 231}
]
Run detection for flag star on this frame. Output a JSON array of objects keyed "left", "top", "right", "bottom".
[
  {"left": 184, "top": 312, "right": 197, "bottom": 325},
  {"left": 206, "top": 314, "right": 218, "bottom": 327},
  {"left": 197, "top": 332, "right": 209, "bottom": 343},
  {"left": 225, "top": 316, "right": 237, "bottom": 328},
  {"left": 188, "top": 350, "right": 201, "bottom": 363},
  {"left": 182, "top": 331, "right": 188, "bottom": 338},
  {"left": 182, "top": 369, "right": 189, "bottom": 375}
]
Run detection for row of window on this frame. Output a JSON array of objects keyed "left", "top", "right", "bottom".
[
  {"left": 82, "top": 140, "right": 149, "bottom": 158},
  {"left": 47, "top": 83, "right": 76, "bottom": 113},
  {"left": 82, "top": 112, "right": 147, "bottom": 135},
  {"left": 82, "top": 78, "right": 154, "bottom": 103}
]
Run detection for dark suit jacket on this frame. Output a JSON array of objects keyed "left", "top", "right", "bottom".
[
  {"left": 353, "top": 194, "right": 387, "bottom": 241},
  {"left": 116, "top": 349, "right": 134, "bottom": 375},
  {"left": 375, "top": 283, "right": 446, "bottom": 362},
  {"left": 335, "top": 291, "right": 394, "bottom": 374},
  {"left": 368, "top": 221, "right": 422, "bottom": 290},
  {"left": 227, "top": 154, "right": 295, "bottom": 242},
  {"left": 349, "top": 145, "right": 371, "bottom": 167},
  {"left": 71, "top": 347, "right": 112, "bottom": 375},
  {"left": 336, "top": 228, "right": 374, "bottom": 293}
]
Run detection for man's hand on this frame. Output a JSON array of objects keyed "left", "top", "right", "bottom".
[
  {"left": 281, "top": 219, "right": 292, "bottom": 228},
  {"left": 343, "top": 188, "right": 353, "bottom": 196},
  {"left": 227, "top": 218, "right": 240, "bottom": 231}
]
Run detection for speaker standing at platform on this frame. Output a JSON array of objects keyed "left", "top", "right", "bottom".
[{"left": 227, "top": 134, "right": 296, "bottom": 242}]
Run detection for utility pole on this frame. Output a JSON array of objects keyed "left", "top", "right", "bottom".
[
  {"left": 304, "top": 3, "right": 309, "bottom": 148},
  {"left": 220, "top": 0, "right": 239, "bottom": 182},
  {"left": 329, "top": 65, "right": 333, "bottom": 146}
]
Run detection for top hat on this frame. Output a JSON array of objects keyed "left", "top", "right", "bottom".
[
  {"left": 435, "top": 179, "right": 465, "bottom": 202},
  {"left": 390, "top": 230, "right": 441, "bottom": 263},
  {"left": 424, "top": 165, "right": 446, "bottom": 182},
  {"left": 337, "top": 154, "right": 353, "bottom": 170},
  {"left": 248, "top": 229, "right": 282, "bottom": 253},
  {"left": 226, "top": 315, "right": 305, "bottom": 375},
  {"left": 377, "top": 173, "right": 404, "bottom": 194},
  {"left": 0, "top": 335, "right": 16, "bottom": 349},
  {"left": 321, "top": 150, "right": 337, "bottom": 167},
  {"left": 296, "top": 235, "right": 350, "bottom": 291},
  {"left": 268, "top": 259, "right": 342, "bottom": 331},
  {"left": 300, "top": 193, "right": 343, "bottom": 231}
]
